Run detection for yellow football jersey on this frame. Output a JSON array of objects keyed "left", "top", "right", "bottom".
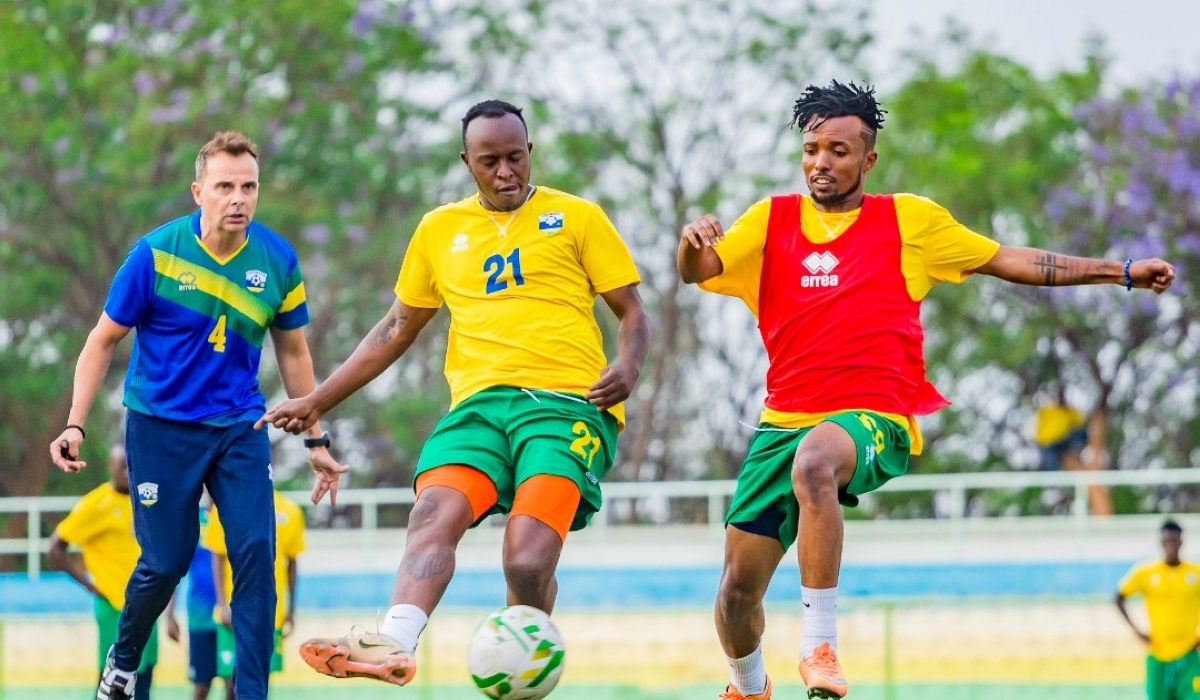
[
  {"left": 698, "top": 193, "right": 1001, "bottom": 454},
  {"left": 1034, "top": 404, "right": 1086, "bottom": 447},
  {"left": 395, "top": 186, "right": 641, "bottom": 426},
  {"left": 204, "top": 492, "right": 306, "bottom": 629},
  {"left": 1119, "top": 559, "right": 1200, "bottom": 661},
  {"left": 54, "top": 483, "right": 139, "bottom": 609}
]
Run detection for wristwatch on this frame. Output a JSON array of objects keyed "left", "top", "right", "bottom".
[{"left": 303, "top": 431, "right": 331, "bottom": 449}]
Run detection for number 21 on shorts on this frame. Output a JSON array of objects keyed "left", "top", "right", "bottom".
[{"left": 569, "top": 421, "right": 601, "bottom": 469}]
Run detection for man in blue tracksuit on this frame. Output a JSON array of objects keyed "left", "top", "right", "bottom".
[{"left": 50, "top": 131, "right": 348, "bottom": 700}]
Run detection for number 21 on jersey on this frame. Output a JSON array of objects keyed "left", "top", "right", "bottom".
[{"left": 483, "top": 248, "right": 525, "bottom": 294}]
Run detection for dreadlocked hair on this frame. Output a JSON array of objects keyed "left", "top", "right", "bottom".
[{"left": 790, "top": 80, "right": 887, "bottom": 147}]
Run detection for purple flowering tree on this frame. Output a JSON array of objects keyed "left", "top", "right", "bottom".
[{"left": 1039, "top": 78, "right": 1199, "bottom": 476}]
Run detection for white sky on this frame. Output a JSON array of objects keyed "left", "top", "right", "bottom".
[{"left": 868, "top": 0, "right": 1200, "bottom": 86}]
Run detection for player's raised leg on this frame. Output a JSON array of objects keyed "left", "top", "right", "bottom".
[{"left": 299, "top": 466, "right": 490, "bottom": 685}]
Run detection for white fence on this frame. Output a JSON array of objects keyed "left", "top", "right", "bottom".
[{"left": 8, "top": 468, "right": 1200, "bottom": 578}]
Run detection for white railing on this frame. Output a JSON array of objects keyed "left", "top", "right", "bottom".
[{"left": 10, "top": 468, "right": 1199, "bottom": 578}]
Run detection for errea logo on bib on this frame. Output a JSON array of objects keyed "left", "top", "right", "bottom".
[{"left": 802, "top": 251, "right": 840, "bottom": 288}]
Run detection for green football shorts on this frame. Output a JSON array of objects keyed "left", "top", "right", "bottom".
[
  {"left": 726, "top": 411, "right": 911, "bottom": 547},
  {"left": 1146, "top": 651, "right": 1200, "bottom": 700},
  {"left": 216, "top": 625, "right": 283, "bottom": 678},
  {"left": 95, "top": 597, "right": 158, "bottom": 672},
  {"left": 415, "top": 386, "right": 619, "bottom": 532}
]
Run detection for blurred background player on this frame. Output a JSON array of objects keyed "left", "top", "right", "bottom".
[
  {"left": 1033, "top": 386, "right": 1113, "bottom": 515},
  {"left": 203, "top": 489, "right": 306, "bottom": 698},
  {"left": 1116, "top": 520, "right": 1200, "bottom": 700},
  {"left": 167, "top": 498, "right": 222, "bottom": 700},
  {"left": 1034, "top": 386, "right": 1088, "bottom": 472},
  {"left": 49, "top": 446, "right": 161, "bottom": 700}
]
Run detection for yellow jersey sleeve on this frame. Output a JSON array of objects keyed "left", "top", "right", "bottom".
[
  {"left": 1118, "top": 562, "right": 1148, "bottom": 597},
  {"left": 201, "top": 509, "right": 227, "bottom": 556},
  {"left": 579, "top": 202, "right": 641, "bottom": 293},
  {"left": 394, "top": 218, "right": 444, "bottom": 308},
  {"left": 697, "top": 198, "right": 771, "bottom": 316},
  {"left": 894, "top": 193, "right": 1001, "bottom": 300},
  {"left": 55, "top": 487, "right": 108, "bottom": 545},
  {"left": 55, "top": 484, "right": 140, "bottom": 609},
  {"left": 276, "top": 496, "right": 307, "bottom": 559}
]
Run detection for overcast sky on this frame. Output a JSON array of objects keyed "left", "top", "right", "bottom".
[{"left": 868, "top": 0, "right": 1199, "bottom": 87}]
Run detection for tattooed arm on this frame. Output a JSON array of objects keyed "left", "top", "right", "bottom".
[
  {"left": 258, "top": 300, "right": 439, "bottom": 434},
  {"left": 972, "top": 246, "right": 1176, "bottom": 294}
]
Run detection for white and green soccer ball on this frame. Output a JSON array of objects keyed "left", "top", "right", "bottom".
[{"left": 467, "top": 604, "right": 566, "bottom": 700}]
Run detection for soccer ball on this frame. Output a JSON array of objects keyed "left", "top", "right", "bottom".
[{"left": 467, "top": 605, "right": 566, "bottom": 699}]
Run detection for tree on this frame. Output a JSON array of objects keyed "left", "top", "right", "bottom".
[
  {"left": 1042, "top": 77, "right": 1200, "bottom": 477},
  {"left": 0, "top": 0, "right": 538, "bottom": 506}
]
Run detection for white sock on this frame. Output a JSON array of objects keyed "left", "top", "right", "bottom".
[
  {"left": 379, "top": 603, "right": 429, "bottom": 651},
  {"left": 800, "top": 585, "right": 838, "bottom": 660},
  {"left": 726, "top": 645, "right": 767, "bottom": 695}
]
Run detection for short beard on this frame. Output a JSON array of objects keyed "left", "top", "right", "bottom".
[{"left": 811, "top": 171, "right": 863, "bottom": 208}]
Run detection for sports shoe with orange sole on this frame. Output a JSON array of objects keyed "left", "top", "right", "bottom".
[
  {"left": 718, "top": 676, "right": 772, "bottom": 699},
  {"left": 799, "top": 643, "right": 848, "bottom": 698},
  {"left": 299, "top": 628, "right": 416, "bottom": 685}
]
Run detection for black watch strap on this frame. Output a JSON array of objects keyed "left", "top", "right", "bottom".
[{"left": 303, "top": 431, "right": 331, "bottom": 449}]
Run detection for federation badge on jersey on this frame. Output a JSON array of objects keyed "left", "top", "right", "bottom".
[
  {"left": 136, "top": 482, "right": 159, "bottom": 506},
  {"left": 538, "top": 212, "right": 565, "bottom": 234},
  {"left": 245, "top": 269, "right": 268, "bottom": 293}
]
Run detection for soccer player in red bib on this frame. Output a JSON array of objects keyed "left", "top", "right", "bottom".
[{"left": 678, "top": 81, "right": 1176, "bottom": 700}]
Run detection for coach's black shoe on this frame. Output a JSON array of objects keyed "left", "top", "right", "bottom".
[{"left": 97, "top": 649, "right": 137, "bottom": 700}]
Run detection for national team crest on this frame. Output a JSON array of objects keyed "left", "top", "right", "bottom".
[
  {"left": 245, "top": 269, "right": 268, "bottom": 293},
  {"left": 136, "top": 482, "right": 159, "bottom": 506},
  {"left": 538, "top": 212, "right": 564, "bottom": 234}
]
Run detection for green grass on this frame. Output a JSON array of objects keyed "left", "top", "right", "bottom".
[{"left": 0, "top": 684, "right": 1141, "bottom": 700}]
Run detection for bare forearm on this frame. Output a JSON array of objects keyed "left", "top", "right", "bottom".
[
  {"left": 616, "top": 305, "right": 651, "bottom": 371},
  {"left": 677, "top": 238, "right": 723, "bottom": 284},
  {"left": 309, "top": 305, "right": 427, "bottom": 414},
  {"left": 68, "top": 333, "right": 119, "bottom": 427},
  {"left": 49, "top": 545, "right": 96, "bottom": 594},
  {"left": 976, "top": 247, "right": 1124, "bottom": 287},
  {"left": 273, "top": 341, "right": 324, "bottom": 438}
]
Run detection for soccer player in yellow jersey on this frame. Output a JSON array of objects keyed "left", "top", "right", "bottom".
[
  {"left": 203, "top": 491, "right": 306, "bottom": 699},
  {"left": 50, "top": 447, "right": 161, "bottom": 700},
  {"left": 259, "top": 99, "right": 650, "bottom": 685},
  {"left": 1117, "top": 520, "right": 1200, "bottom": 700}
]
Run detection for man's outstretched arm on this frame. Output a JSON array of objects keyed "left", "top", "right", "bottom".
[
  {"left": 972, "top": 246, "right": 1175, "bottom": 293},
  {"left": 258, "top": 300, "right": 439, "bottom": 435}
]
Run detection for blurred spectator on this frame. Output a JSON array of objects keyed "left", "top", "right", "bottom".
[
  {"left": 1034, "top": 388, "right": 1112, "bottom": 515},
  {"left": 1034, "top": 386, "right": 1088, "bottom": 472}
]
